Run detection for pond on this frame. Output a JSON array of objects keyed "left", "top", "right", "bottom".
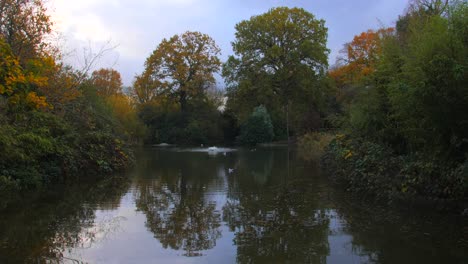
[{"left": 0, "top": 147, "right": 466, "bottom": 263}]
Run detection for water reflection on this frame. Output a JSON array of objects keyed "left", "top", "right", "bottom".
[
  {"left": 0, "top": 147, "right": 466, "bottom": 263},
  {"left": 132, "top": 150, "right": 229, "bottom": 256},
  {"left": 332, "top": 193, "right": 468, "bottom": 264},
  {"left": 0, "top": 176, "right": 130, "bottom": 263},
  {"left": 223, "top": 148, "right": 331, "bottom": 263}
]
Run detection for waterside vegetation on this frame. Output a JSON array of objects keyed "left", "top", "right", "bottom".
[{"left": 322, "top": 0, "right": 467, "bottom": 205}]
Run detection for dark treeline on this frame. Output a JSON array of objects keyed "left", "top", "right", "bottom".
[{"left": 1, "top": 0, "right": 467, "bottom": 204}]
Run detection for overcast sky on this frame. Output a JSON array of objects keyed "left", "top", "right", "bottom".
[{"left": 48, "top": 0, "right": 408, "bottom": 86}]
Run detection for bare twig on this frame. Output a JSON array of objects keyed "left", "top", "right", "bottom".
[{"left": 75, "top": 39, "right": 120, "bottom": 84}]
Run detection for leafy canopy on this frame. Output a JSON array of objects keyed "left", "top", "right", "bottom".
[
  {"left": 0, "top": 0, "right": 53, "bottom": 65},
  {"left": 330, "top": 28, "right": 394, "bottom": 88},
  {"left": 91, "top": 68, "right": 123, "bottom": 97},
  {"left": 223, "top": 7, "right": 330, "bottom": 136},
  {"left": 135, "top": 31, "right": 221, "bottom": 109}
]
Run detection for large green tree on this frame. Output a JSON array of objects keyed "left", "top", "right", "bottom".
[{"left": 223, "top": 7, "right": 329, "bottom": 140}]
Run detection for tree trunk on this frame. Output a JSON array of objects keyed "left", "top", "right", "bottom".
[
  {"left": 286, "top": 101, "right": 290, "bottom": 145},
  {"left": 180, "top": 90, "right": 187, "bottom": 112}
]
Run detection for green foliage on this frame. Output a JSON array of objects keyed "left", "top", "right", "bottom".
[
  {"left": 0, "top": 58, "right": 133, "bottom": 191},
  {"left": 0, "top": 84, "right": 133, "bottom": 191},
  {"left": 238, "top": 106, "right": 274, "bottom": 145},
  {"left": 323, "top": 135, "right": 467, "bottom": 201},
  {"left": 0, "top": 0, "right": 141, "bottom": 192},
  {"left": 352, "top": 2, "right": 466, "bottom": 158},
  {"left": 388, "top": 8, "right": 468, "bottom": 156},
  {"left": 223, "top": 7, "right": 330, "bottom": 139},
  {"left": 134, "top": 31, "right": 221, "bottom": 109},
  {"left": 220, "top": 110, "right": 240, "bottom": 144},
  {"left": 133, "top": 31, "right": 225, "bottom": 145},
  {"left": 326, "top": 1, "right": 468, "bottom": 203},
  {"left": 138, "top": 97, "right": 224, "bottom": 145}
]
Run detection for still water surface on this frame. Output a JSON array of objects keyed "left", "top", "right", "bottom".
[{"left": 0, "top": 147, "right": 466, "bottom": 263}]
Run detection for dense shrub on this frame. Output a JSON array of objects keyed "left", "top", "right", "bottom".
[
  {"left": 323, "top": 135, "right": 467, "bottom": 202},
  {"left": 0, "top": 87, "right": 133, "bottom": 191},
  {"left": 137, "top": 97, "right": 224, "bottom": 145},
  {"left": 238, "top": 106, "right": 274, "bottom": 146}
]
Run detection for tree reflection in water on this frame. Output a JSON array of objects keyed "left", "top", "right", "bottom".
[
  {"left": 331, "top": 191, "right": 468, "bottom": 264},
  {"left": 132, "top": 147, "right": 334, "bottom": 261},
  {"left": 223, "top": 148, "right": 331, "bottom": 263},
  {"left": 133, "top": 149, "right": 229, "bottom": 256},
  {"left": 1, "top": 147, "right": 465, "bottom": 263},
  {"left": 135, "top": 180, "right": 222, "bottom": 256},
  {"left": 0, "top": 176, "right": 130, "bottom": 263}
]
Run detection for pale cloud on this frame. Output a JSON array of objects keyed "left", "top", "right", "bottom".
[{"left": 47, "top": 0, "right": 408, "bottom": 86}]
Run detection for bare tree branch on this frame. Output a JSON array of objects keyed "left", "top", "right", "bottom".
[{"left": 74, "top": 40, "right": 120, "bottom": 85}]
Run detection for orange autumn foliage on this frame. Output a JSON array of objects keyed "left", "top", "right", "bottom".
[
  {"left": 330, "top": 28, "right": 394, "bottom": 87},
  {"left": 91, "top": 68, "right": 123, "bottom": 97}
]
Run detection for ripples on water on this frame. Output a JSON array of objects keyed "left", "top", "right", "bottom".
[{"left": 0, "top": 147, "right": 466, "bottom": 263}]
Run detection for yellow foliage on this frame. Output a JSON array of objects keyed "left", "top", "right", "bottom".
[
  {"left": 107, "top": 94, "right": 133, "bottom": 117},
  {"left": 0, "top": 39, "right": 27, "bottom": 96},
  {"left": 1, "top": 38, "right": 55, "bottom": 110},
  {"left": 336, "top": 134, "right": 345, "bottom": 141},
  {"left": 106, "top": 93, "right": 146, "bottom": 141},
  {"left": 25, "top": 56, "right": 58, "bottom": 88},
  {"left": 26, "top": 92, "right": 52, "bottom": 110},
  {"left": 344, "top": 150, "right": 353, "bottom": 159}
]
